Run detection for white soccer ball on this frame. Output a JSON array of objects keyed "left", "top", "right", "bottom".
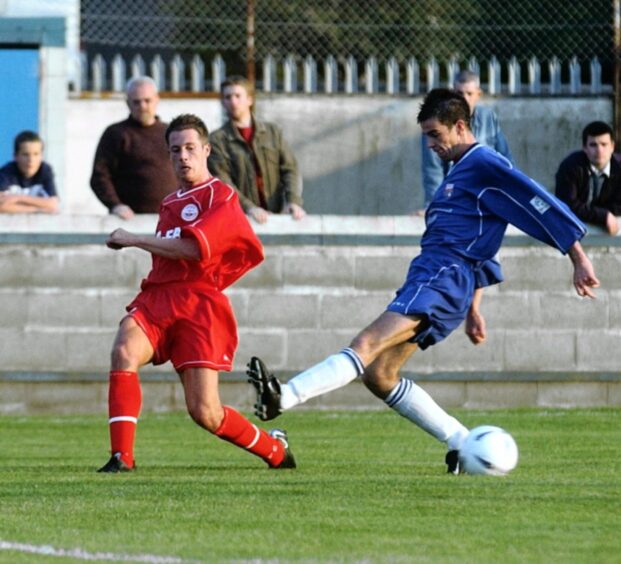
[{"left": 459, "top": 425, "right": 519, "bottom": 476}]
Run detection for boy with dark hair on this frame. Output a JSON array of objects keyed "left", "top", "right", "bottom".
[
  {"left": 249, "top": 88, "right": 599, "bottom": 474},
  {"left": 0, "top": 130, "right": 59, "bottom": 213}
]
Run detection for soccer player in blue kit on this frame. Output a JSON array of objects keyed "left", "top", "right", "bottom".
[{"left": 248, "top": 88, "right": 600, "bottom": 473}]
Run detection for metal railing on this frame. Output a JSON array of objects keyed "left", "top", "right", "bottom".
[{"left": 78, "top": 51, "right": 608, "bottom": 96}]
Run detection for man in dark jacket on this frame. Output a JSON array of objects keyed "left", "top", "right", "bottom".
[
  {"left": 90, "top": 76, "right": 177, "bottom": 219},
  {"left": 555, "top": 121, "right": 621, "bottom": 235},
  {"left": 208, "top": 76, "right": 305, "bottom": 224}
]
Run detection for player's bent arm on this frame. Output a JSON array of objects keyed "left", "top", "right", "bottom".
[
  {"left": 465, "top": 288, "right": 486, "bottom": 345},
  {"left": 470, "top": 287, "right": 484, "bottom": 312},
  {"left": 106, "top": 228, "right": 201, "bottom": 260},
  {"left": 567, "top": 241, "right": 600, "bottom": 299}
]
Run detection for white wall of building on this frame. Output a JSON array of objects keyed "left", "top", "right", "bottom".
[{"left": 62, "top": 95, "right": 612, "bottom": 215}]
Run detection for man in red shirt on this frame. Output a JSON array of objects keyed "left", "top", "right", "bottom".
[{"left": 98, "top": 113, "right": 295, "bottom": 472}]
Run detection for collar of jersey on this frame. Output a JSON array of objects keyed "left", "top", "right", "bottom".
[
  {"left": 446, "top": 143, "right": 482, "bottom": 178},
  {"left": 175, "top": 177, "right": 218, "bottom": 198}
]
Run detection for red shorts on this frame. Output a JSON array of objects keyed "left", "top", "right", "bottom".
[{"left": 126, "top": 285, "right": 237, "bottom": 372}]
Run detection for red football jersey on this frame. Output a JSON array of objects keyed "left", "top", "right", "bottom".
[{"left": 141, "top": 177, "right": 264, "bottom": 291}]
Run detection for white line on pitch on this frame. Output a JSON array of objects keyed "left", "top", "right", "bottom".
[{"left": 0, "top": 540, "right": 201, "bottom": 563}]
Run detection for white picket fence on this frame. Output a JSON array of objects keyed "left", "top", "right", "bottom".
[{"left": 79, "top": 52, "right": 607, "bottom": 96}]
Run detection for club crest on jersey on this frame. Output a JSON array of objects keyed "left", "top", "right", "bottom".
[
  {"left": 529, "top": 196, "right": 550, "bottom": 214},
  {"left": 181, "top": 203, "right": 199, "bottom": 221},
  {"left": 443, "top": 183, "right": 454, "bottom": 198}
]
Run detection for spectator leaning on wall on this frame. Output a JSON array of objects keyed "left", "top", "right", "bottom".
[
  {"left": 90, "top": 76, "right": 177, "bottom": 220},
  {"left": 0, "top": 130, "right": 59, "bottom": 214},
  {"left": 208, "top": 75, "right": 306, "bottom": 224},
  {"left": 555, "top": 120, "right": 621, "bottom": 236}
]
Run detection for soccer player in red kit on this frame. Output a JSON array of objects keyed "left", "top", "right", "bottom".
[{"left": 97, "top": 113, "right": 295, "bottom": 472}]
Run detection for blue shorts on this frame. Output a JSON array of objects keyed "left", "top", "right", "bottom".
[{"left": 386, "top": 252, "right": 480, "bottom": 350}]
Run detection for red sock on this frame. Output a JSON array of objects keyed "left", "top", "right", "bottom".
[
  {"left": 215, "top": 406, "right": 284, "bottom": 467},
  {"left": 107, "top": 370, "right": 142, "bottom": 467}
]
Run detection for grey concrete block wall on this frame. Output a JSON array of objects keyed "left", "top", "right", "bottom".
[
  {"left": 426, "top": 330, "right": 505, "bottom": 372},
  {"left": 610, "top": 291, "right": 621, "bottom": 328},
  {"left": 284, "top": 253, "right": 356, "bottom": 287},
  {"left": 1, "top": 239, "right": 619, "bottom": 379},
  {"left": 245, "top": 293, "right": 319, "bottom": 329}
]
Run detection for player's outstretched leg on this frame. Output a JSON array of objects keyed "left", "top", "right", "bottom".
[
  {"left": 384, "top": 377, "right": 468, "bottom": 474},
  {"left": 247, "top": 356, "right": 283, "bottom": 421},
  {"left": 247, "top": 348, "right": 364, "bottom": 421}
]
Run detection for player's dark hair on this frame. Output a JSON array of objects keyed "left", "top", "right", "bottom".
[
  {"left": 14, "top": 130, "right": 42, "bottom": 155},
  {"left": 417, "top": 88, "right": 471, "bottom": 129},
  {"left": 582, "top": 121, "right": 614, "bottom": 145},
  {"left": 165, "top": 114, "right": 209, "bottom": 145}
]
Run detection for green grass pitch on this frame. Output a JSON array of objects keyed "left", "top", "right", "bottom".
[{"left": 1, "top": 408, "right": 620, "bottom": 563}]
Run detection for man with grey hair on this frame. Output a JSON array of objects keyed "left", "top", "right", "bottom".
[
  {"left": 419, "top": 70, "right": 513, "bottom": 212},
  {"left": 90, "top": 76, "right": 176, "bottom": 219}
]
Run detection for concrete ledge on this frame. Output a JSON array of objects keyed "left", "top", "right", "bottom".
[{"left": 1, "top": 214, "right": 619, "bottom": 246}]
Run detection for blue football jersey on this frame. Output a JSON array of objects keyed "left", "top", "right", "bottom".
[{"left": 421, "top": 144, "right": 586, "bottom": 262}]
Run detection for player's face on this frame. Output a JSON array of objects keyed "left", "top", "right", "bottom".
[
  {"left": 221, "top": 84, "right": 253, "bottom": 123},
  {"left": 454, "top": 81, "right": 481, "bottom": 113},
  {"left": 15, "top": 141, "right": 43, "bottom": 179},
  {"left": 127, "top": 83, "right": 159, "bottom": 126},
  {"left": 168, "top": 129, "right": 211, "bottom": 187},
  {"left": 421, "top": 118, "right": 465, "bottom": 161},
  {"left": 583, "top": 133, "right": 615, "bottom": 170}
]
